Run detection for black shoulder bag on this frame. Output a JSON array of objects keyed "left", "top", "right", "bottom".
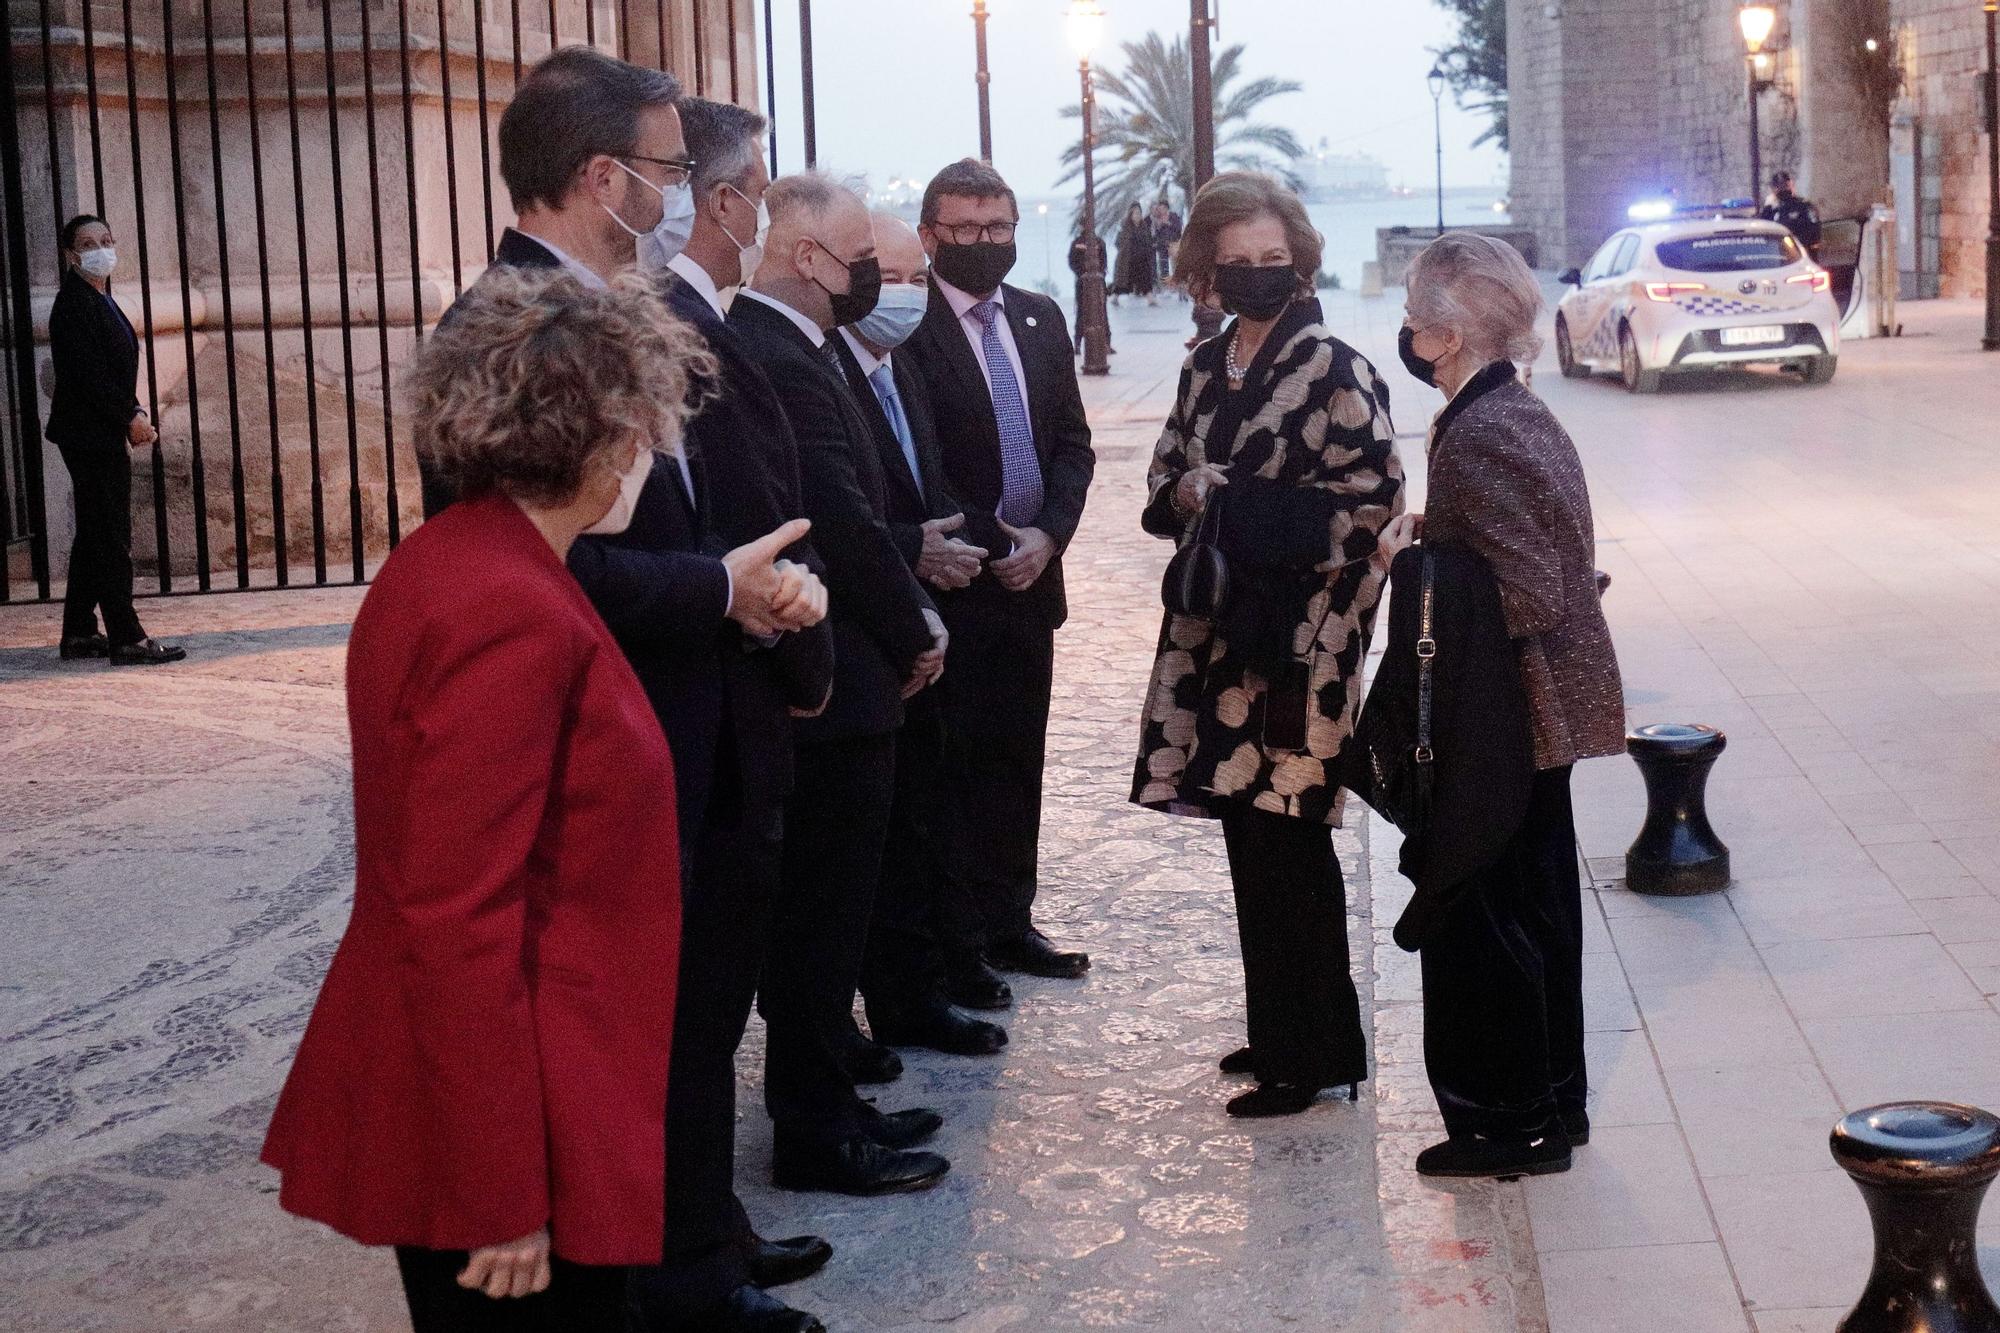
[
  {"left": 1365, "top": 548, "right": 1438, "bottom": 834},
  {"left": 1162, "top": 488, "right": 1230, "bottom": 619}
]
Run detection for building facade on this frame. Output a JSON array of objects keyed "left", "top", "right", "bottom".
[
  {"left": 2, "top": 1, "right": 760, "bottom": 599},
  {"left": 1507, "top": 0, "right": 1991, "bottom": 301}
]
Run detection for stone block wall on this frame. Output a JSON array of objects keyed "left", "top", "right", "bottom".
[{"left": 1892, "top": 0, "right": 1991, "bottom": 299}]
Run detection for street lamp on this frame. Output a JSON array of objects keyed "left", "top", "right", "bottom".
[
  {"left": 1427, "top": 63, "right": 1447, "bottom": 233},
  {"left": 971, "top": 0, "right": 994, "bottom": 162},
  {"left": 1739, "top": 4, "right": 1777, "bottom": 205},
  {"left": 1069, "top": 0, "right": 1111, "bottom": 376},
  {"left": 1982, "top": 0, "right": 1999, "bottom": 351}
]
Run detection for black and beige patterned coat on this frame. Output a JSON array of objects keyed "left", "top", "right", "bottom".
[{"left": 1131, "top": 300, "right": 1405, "bottom": 826}]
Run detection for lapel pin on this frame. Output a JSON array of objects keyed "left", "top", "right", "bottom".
[{"left": 1026, "top": 316, "right": 1039, "bottom": 328}]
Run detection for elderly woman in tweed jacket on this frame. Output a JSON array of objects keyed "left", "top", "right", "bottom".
[
  {"left": 1131, "top": 172, "right": 1404, "bottom": 1120},
  {"left": 1378, "top": 232, "right": 1625, "bottom": 1180}
]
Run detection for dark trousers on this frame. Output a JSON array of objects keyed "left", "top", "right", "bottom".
[
  {"left": 56, "top": 436, "right": 144, "bottom": 645},
  {"left": 761, "top": 733, "right": 897, "bottom": 1144},
  {"left": 628, "top": 813, "right": 784, "bottom": 1321},
  {"left": 393, "top": 1246, "right": 627, "bottom": 1332},
  {"left": 1218, "top": 803, "right": 1368, "bottom": 1087},
  {"left": 938, "top": 604, "right": 1055, "bottom": 949},
  {"left": 861, "top": 693, "right": 984, "bottom": 1010},
  {"left": 1420, "top": 766, "right": 1588, "bottom": 1141}
]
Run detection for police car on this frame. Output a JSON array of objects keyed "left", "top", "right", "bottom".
[{"left": 1554, "top": 214, "right": 1840, "bottom": 393}]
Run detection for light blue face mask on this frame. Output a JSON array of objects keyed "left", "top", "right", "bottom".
[
  {"left": 851, "top": 282, "right": 929, "bottom": 349},
  {"left": 607, "top": 159, "right": 696, "bottom": 273}
]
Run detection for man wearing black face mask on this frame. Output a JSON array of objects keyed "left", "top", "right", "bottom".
[
  {"left": 904, "top": 159, "right": 1098, "bottom": 1007},
  {"left": 730, "top": 172, "right": 955, "bottom": 1199},
  {"left": 1757, "top": 170, "right": 1822, "bottom": 257}
]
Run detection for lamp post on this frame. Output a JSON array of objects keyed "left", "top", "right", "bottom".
[
  {"left": 972, "top": 0, "right": 994, "bottom": 161},
  {"left": 1069, "top": 0, "right": 1110, "bottom": 376},
  {"left": 1739, "top": 4, "right": 1777, "bottom": 206},
  {"left": 1982, "top": 0, "right": 1998, "bottom": 351},
  {"left": 1190, "top": 0, "right": 1215, "bottom": 189},
  {"left": 799, "top": 0, "right": 818, "bottom": 167},
  {"left": 1428, "top": 63, "right": 1447, "bottom": 233}
]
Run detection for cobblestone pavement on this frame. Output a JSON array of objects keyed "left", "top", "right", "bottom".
[{"left": 0, "top": 299, "right": 1544, "bottom": 1331}]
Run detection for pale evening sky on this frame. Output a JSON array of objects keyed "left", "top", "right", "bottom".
[{"left": 758, "top": 0, "right": 1511, "bottom": 201}]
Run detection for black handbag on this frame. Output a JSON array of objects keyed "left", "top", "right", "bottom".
[
  {"left": 1361, "top": 547, "right": 1437, "bottom": 834},
  {"left": 1162, "top": 488, "right": 1230, "bottom": 620}
]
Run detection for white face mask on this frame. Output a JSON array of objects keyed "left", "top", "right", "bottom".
[
  {"left": 606, "top": 160, "right": 696, "bottom": 273},
  {"left": 719, "top": 184, "right": 771, "bottom": 286},
  {"left": 77, "top": 248, "right": 118, "bottom": 280},
  {"left": 582, "top": 444, "right": 656, "bottom": 536},
  {"left": 851, "top": 281, "right": 929, "bottom": 350}
]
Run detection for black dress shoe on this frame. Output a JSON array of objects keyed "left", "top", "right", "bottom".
[
  {"left": 1415, "top": 1130, "right": 1573, "bottom": 1179},
  {"left": 748, "top": 1233, "right": 833, "bottom": 1288},
  {"left": 681, "top": 1283, "right": 826, "bottom": 1333},
  {"left": 772, "top": 1136, "right": 950, "bottom": 1196},
  {"left": 1561, "top": 1109, "right": 1591, "bottom": 1147},
  {"left": 859, "top": 1103, "right": 942, "bottom": 1150},
  {"left": 109, "top": 637, "right": 186, "bottom": 666},
  {"left": 1218, "top": 1046, "right": 1256, "bottom": 1075},
  {"left": 58, "top": 634, "right": 110, "bottom": 660},
  {"left": 945, "top": 960, "right": 1014, "bottom": 1010},
  {"left": 986, "top": 928, "right": 1090, "bottom": 979},
  {"left": 868, "top": 1001, "right": 1008, "bottom": 1056},
  {"left": 832, "top": 1025, "right": 902, "bottom": 1085},
  {"left": 1225, "top": 1081, "right": 1355, "bottom": 1118}
]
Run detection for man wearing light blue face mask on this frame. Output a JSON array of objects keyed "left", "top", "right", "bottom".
[{"left": 828, "top": 212, "right": 1005, "bottom": 1064}]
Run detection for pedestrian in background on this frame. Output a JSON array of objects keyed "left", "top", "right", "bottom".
[
  {"left": 45, "top": 214, "right": 183, "bottom": 666},
  {"left": 1113, "top": 201, "right": 1157, "bottom": 305},
  {"left": 1150, "top": 197, "right": 1183, "bottom": 293},
  {"left": 1067, "top": 225, "right": 1109, "bottom": 356},
  {"left": 261, "top": 268, "right": 696, "bottom": 1330},
  {"left": 1381, "top": 231, "right": 1624, "bottom": 1180},
  {"left": 1132, "top": 171, "right": 1403, "bottom": 1119}
]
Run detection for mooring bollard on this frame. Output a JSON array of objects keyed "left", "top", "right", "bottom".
[
  {"left": 1624, "top": 723, "right": 1730, "bottom": 895},
  {"left": 1830, "top": 1101, "right": 2000, "bottom": 1333}
]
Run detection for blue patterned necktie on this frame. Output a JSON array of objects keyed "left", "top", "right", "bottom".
[
  {"left": 868, "top": 363, "right": 924, "bottom": 501},
  {"left": 970, "top": 300, "right": 1043, "bottom": 528}
]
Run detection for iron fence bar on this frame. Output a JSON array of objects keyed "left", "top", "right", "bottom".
[
  {"left": 80, "top": 0, "right": 107, "bottom": 213},
  {"left": 619, "top": 0, "right": 630, "bottom": 60},
  {"left": 0, "top": 20, "right": 52, "bottom": 597},
  {"left": 654, "top": 0, "right": 665, "bottom": 75},
  {"left": 161, "top": 2, "right": 216, "bottom": 590},
  {"left": 763, "top": 0, "right": 776, "bottom": 171},
  {"left": 585, "top": 0, "right": 595, "bottom": 47},
  {"left": 36, "top": 0, "right": 66, "bottom": 238},
  {"left": 199, "top": 0, "right": 249, "bottom": 587},
  {"left": 122, "top": 0, "right": 173, "bottom": 589},
  {"left": 280, "top": 0, "right": 329, "bottom": 582},
  {"left": 726, "top": 0, "right": 737, "bottom": 103},
  {"left": 548, "top": 0, "right": 558, "bottom": 49},
  {"left": 359, "top": 0, "right": 403, "bottom": 550},
  {"left": 0, "top": 245, "right": 26, "bottom": 596},
  {"left": 471, "top": 0, "right": 497, "bottom": 259},
  {"left": 435, "top": 0, "right": 466, "bottom": 293},
  {"left": 509, "top": 0, "right": 522, "bottom": 81},
  {"left": 692, "top": 0, "right": 704, "bottom": 93},
  {"left": 243, "top": 0, "right": 290, "bottom": 583},
  {"left": 396, "top": 0, "right": 428, "bottom": 399},
  {"left": 319, "top": 0, "right": 367, "bottom": 583}
]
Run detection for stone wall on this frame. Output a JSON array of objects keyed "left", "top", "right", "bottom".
[{"left": 1891, "top": 0, "right": 1991, "bottom": 299}]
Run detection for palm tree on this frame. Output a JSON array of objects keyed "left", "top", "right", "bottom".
[{"left": 1057, "top": 32, "right": 1304, "bottom": 231}]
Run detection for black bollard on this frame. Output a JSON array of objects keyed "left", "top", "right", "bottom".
[
  {"left": 1830, "top": 1102, "right": 2000, "bottom": 1333},
  {"left": 1624, "top": 723, "right": 1731, "bottom": 895}
]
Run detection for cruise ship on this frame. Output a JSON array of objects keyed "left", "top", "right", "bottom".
[{"left": 1296, "top": 142, "right": 1392, "bottom": 201}]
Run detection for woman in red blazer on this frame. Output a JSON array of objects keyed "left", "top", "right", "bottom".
[{"left": 262, "top": 268, "right": 718, "bottom": 1328}]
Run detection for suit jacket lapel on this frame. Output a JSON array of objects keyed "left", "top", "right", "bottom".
[
  {"left": 833, "top": 335, "right": 925, "bottom": 512},
  {"left": 920, "top": 290, "right": 995, "bottom": 422}
]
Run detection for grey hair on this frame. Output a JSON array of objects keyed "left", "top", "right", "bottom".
[
  {"left": 679, "top": 96, "right": 767, "bottom": 196},
  {"left": 1406, "top": 232, "right": 1545, "bottom": 365},
  {"left": 764, "top": 170, "right": 864, "bottom": 229}
]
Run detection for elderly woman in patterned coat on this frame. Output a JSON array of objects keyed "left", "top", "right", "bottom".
[
  {"left": 1377, "top": 232, "right": 1625, "bottom": 1181},
  {"left": 1131, "top": 172, "right": 1404, "bottom": 1119}
]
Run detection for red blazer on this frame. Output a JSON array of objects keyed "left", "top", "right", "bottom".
[{"left": 262, "top": 492, "right": 682, "bottom": 1267}]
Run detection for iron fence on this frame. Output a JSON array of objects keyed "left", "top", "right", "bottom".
[{"left": 2, "top": 0, "right": 750, "bottom": 603}]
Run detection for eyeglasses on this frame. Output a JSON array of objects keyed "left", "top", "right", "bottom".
[
  {"left": 932, "top": 221, "right": 1017, "bottom": 246},
  {"left": 622, "top": 153, "right": 698, "bottom": 188}
]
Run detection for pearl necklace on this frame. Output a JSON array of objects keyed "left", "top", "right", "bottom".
[{"left": 1225, "top": 331, "right": 1249, "bottom": 386}]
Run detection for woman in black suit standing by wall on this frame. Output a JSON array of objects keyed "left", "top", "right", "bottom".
[{"left": 45, "top": 214, "right": 184, "bottom": 665}]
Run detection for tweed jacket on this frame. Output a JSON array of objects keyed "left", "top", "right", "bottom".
[
  {"left": 1132, "top": 300, "right": 1405, "bottom": 826},
  {"left": 1422, "top": 362, "right": 1625, "bottom": 770}
]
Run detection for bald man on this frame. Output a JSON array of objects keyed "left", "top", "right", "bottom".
[
  {"left": 827, "top": 212, "right": 1007, "bottom": 1063},
  {"left": 729, "top": 174, "right": 953, "bottom": 1198}
]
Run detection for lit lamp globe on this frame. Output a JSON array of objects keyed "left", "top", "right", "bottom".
[
  {"left": 1066, "top": 0, "right": 1105, "bottom": 63},
  {"left": 1738, "top": 3, "right": 1777, "bottom": 53}
]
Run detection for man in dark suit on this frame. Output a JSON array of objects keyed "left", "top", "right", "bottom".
[
  {"left": 828, "top": 210, "right": 1008, "bottom": 1061},
  {"left": 730, "top": 172, "right": 954, "bottom": 1199},
  {"left": 422, "top": 58, "right": 834, "bottom": 1333},
  {"left": 903, "top": 159, "right": 1098, "bottom": 997}
]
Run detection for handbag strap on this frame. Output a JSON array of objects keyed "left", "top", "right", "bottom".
[{"left": 1414, "top": 549, "right": 1436, "bottom": 767}]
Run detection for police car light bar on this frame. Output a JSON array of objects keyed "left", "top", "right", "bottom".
[{"left": 1628, "top": 198, "right": 1761, "bottom": 222}]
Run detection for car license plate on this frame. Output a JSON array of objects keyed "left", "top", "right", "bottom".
[{"left": 1721, "top": 325, "right": 1786, "bottom": 346}]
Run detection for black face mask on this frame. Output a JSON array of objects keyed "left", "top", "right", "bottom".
[
  {"left": 1212, "top": 263, "right": 1297, "bottom": 322},
  {"left": 1399, "top": 324, "right": 1440, "bottom": 388},
  {"left": 931, "top": 239, "right": 1017, "bottom": 296},
  {"left": 812, "top": 241, "right": 883, "bottom": 326}
]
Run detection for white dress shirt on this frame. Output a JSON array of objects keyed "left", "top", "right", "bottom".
[
  {"left": 666, "top": 251, "right": 726, "bottom": 321},
  {"left": 935, "top": 277, "right": 1031, "bottom": 447}
]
